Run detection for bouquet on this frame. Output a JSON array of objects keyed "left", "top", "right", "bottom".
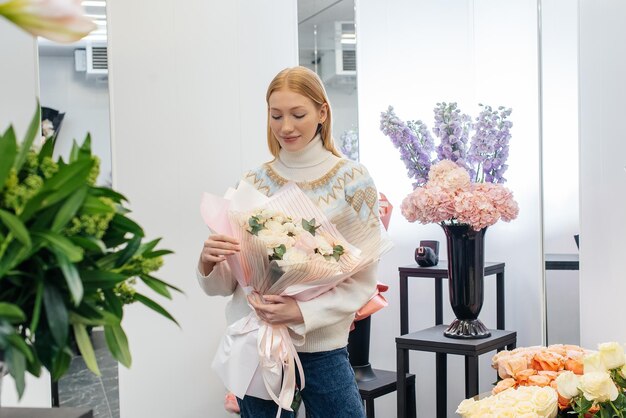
[
  {"left": 201, "top": 181, "right": 391, "bottom": 413},
  {"left": 381, "top": 103, "right": 519, "bottom": 231}
]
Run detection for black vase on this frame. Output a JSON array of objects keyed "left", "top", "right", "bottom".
[
  {"left": 347, "top": 316, "right": 377, "bottom": 381},
  {"left": 441, "top": 224, "right": 491, "bottom": 339}
]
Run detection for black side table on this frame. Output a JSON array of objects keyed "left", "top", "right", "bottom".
[
  {"left": 357, "top": 369, "right": 416, "bottom": 418},
  {"left": 398, "top": 262, "right": 506, "bottom": 334},
  {"left": 396, "top": 325, "right": 516, "bottom": 418},
  {"left": 0, "top": 407, "right": 93, "bottom": 418},
  {"left": 545, "top": 253, "right": 579, "bottom": 270}
]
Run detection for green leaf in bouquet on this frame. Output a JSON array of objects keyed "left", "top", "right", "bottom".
[
  {"left": 69, "top": 307, "right": 120, "bottom": 327},
  {"left": 69, "top": 236, "right": 107, "bottom": 254},
  {"left": 52, "top": 249, "right": 84, "bottom": 305},
  {"left": 143, "top": 249, "right": 174, "bottom": 259},
  {"left": 5, "top": 344, "right": 27, "bottom": 398},
  {"left": 6, "top": 333, "right": 34, "bottom": 363},
  {"left": 34, "top": 231, "right": 84, "bottom": 262},
  {"left": 80, "top": 269, "right": 127, "bottom": 290},
  {"left": 29, "top": 279, "right": 44, "bottom": 333},
  {"left": 139, "top": 275, "right": 181, "bottom": 299},
  {"left": 133, "top": 293, "right": 179, "bottom": 327},
  {"left": 13, "top": 103, "right": 40, "bottom": 172},
  {"left": 81, "top": 195, "right": 115, "bottom": 215},
  {"left": 332, "top": 244, "right": 345, "bottom": 262},
  {"left": 102, "top": 289, "right": 123, "bottom": 318},
  {"left": 0, "top": 126, "right": 17, "bottom": 191},
  {"left": 270, "top": 244, "right": 287, "bottom": 261},
  {"left": 51, "top": 185, "right": 88, "bottom": 232},
  {"left": 248, "top": 216, "right": 264, "bottom": 236},
  {"left": 114, "top": 234, "right": 142, "bottom": 268},
  {"left": 43, "top": 284, "right": 69, "bottom": 347},
  {"left": 110, "top": 214, "right": 144, "bottom": 237},
  {"left": 90, "top": 186, "right": 128, "bottom": 203},
  {"left": 50, "top": 347, "right": 72, "bottom": 381},
  {"left": 38, "top": 158, "right": 93, "bottom": 207},
  {"left": 104, "top": 324, "right": 131, "bottom": 368},
  {"left": 136, "top": 238, "right": 162, "bottom": 256},
  {"left": 302, "top": 218, "right": 321, "bottom": 236},
  {"left": 0, "top": 302, "right": 26, "bottom": 323},
  {"left": 0, "top": 208, "right": 32, "bottom": 247},
  {"left": 73, "top": 323, "right": 100, "bottom": 375},
  {"left": 37, "top": 130, "right": 57, "bottom": 161},
  {"left": 0, "top": 240, "right": 32, "bottom": 278}
]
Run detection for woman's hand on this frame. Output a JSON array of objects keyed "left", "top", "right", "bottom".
[
  {"left": 199, "top": 234, "right": 240, "bottom": 275},
  {"left": 247, "top": 293, "right": 304, "bottom": 325}
]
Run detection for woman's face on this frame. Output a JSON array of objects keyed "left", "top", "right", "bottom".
[{"left": 268, "top": 88, "right": 327, "bottom": 152}]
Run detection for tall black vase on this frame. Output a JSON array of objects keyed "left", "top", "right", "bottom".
[
  {"left": 347, "top": 316, "right": 377, "bottom": 382},
  {"left": 441, "top": 224, "right": 491, "bottom": 339}
]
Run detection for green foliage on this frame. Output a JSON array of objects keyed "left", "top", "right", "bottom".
[
  {"left": 301, "top": 218, "right": 320, "bottom": 236},
  {"left": 0, "top": 105, "right": 181, "bottom": 398}
]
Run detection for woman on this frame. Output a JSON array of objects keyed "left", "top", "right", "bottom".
[{"left": 198, "top": 66, "right": 381, "bottom": 418}]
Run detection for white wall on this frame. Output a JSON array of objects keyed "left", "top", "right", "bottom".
[
  {"left": 38, "top": 54, "right": 112, "bottom": 185},
  {"left": 579, "top": 0, "right": 626, "bottom": 348},
  {"left": 0, "top": 18, "right": 53, "bottom": 409},
  {"left": 356, "top": 1, "right": 542, "bottom": 416},
  {"left": 106, "top": 1, "right": 297, "bottom": 417}
]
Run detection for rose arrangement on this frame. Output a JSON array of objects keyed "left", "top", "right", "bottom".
[
  {"left": 456, "top": 386, "right": 559, "bottom": 418},
  {"left": 381, "top": 103, "right": 518, "bottom": 230},
  {"left": 486, "top": 342, "right": 626, "bottom": 417},
  {"left": 244, "top": 209, "right": 345, "bottom": 265}
]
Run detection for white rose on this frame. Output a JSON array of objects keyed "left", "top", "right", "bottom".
[
  {"left": 517, "top": 413, "right": 540, "bottom": 418},
  {"left": 579, "top": 371, "right": 619, "bottom": 402},
  {"left": 598, "top": 342, "right": 626, "bottom": 370},
  {"left": 584, "top": 351, "right": 608, "bottom": 373},
  {"left": 490, "top": 408, "right": 515, "bottom": 418},
  {"left": 280, "top": 248, "right": 309, "bottom": 264},
  {"left": 530, "top": 386, "right": 558, "bottom": 418},
  {"left": 455, "top": 398, "right": 476, "bottom": 417},
  {"left": 555, "top": 371, "right": 580, "bottom": 399},
  {"left": 621, "top": 363, "right": 626, "bottom": 379},
  {"left": 513, "top": 400, "right": 536, "bottom": 415},
  {"left": 314, "top": 235, "right": 334, "bottom": 256},
  {"left": 265, "top": 220, "right": 287, "bottom": 234},
  {"left": 257, "top": 229, "right": 294, "bottom": 250},
  {"left": 514, "top": 386, "right": 534, "bottom": 402}
]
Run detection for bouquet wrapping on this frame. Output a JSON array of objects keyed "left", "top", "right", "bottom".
[{"left": 201, "top": 181, "right": 391, "bottom": 413}]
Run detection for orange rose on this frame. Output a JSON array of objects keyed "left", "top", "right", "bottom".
[
  {"left": 516, "top": 368, "right": 537, "bottom": 384},
  {"left": 538, "top": 370, "right": 559, "bottom": 381},
  {"left": 498, "top": 354, "right": 529, "bottom": 379},
  {"left": 492, "top": 377, "right": 516, "bottom": 395},
  {"left": 565, "top": 357, "right": 584, "bottom": 375},
  {"left": 532, "top": 351, "right": 565, "bottom": 372},
  {"left": 547, "top": 344, "right": 567, "bottom": 357},
  {"left": 528, "top": 374, "right": 551, "bottom": 387}
]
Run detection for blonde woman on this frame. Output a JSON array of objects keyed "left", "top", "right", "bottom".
[{"left": 198, "top": 66, "right": 381, "bottom": 418}]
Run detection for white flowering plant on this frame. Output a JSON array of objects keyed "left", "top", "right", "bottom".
[
  {"left": 456, "top": 385, "right": 559, "bottom": 418},
  {"left": 244, "top": 209, "right": 346, "bottom": 264}
]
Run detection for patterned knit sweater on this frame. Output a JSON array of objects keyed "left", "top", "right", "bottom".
[{"left": 197, "top": 136, "right": 381, "bottom": 352}]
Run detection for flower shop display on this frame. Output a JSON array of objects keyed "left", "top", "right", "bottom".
[
  {"left": 201, "top": 181, "right": 392, "bottom": 414},
  {"left": 0, "top": 107, "right": 181, "bottom": 398},
  {"left": 381, "top": 103, "right": 518, "bottom": 339},
  {"left": 486, "top": 342, "right": 626, "bottom": 417}
]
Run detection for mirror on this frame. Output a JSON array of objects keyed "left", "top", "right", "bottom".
[
  {"left": 37, "top": 1, "right": 118, "bottom": 416},
  {"left": 298, "top": 0, "right": 359, "bottom": 161}
]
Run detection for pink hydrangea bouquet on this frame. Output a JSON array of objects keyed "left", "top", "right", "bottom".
[{"left": 400, "top": 160, "right": 519, "bottom": 231}]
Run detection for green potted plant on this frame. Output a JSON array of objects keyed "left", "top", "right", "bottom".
[{"left": 0, "top": 106, "right": 180, "bottom": 397}]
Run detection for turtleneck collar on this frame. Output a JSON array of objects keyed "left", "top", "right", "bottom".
[{"left": 278, "top": 134, "right": 333, "bottom": 168}]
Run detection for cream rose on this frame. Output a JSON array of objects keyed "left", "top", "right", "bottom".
[
  {"left": 280, "top": 248, "right": 309, "bottom": 264},
  {"left": 555, "top": 371, "right": 580, "bottom": 399},
  {"left": 579, "top": 371, "right": 619, "bottom": 402},
  {"left": 455, "top": 398, "right": 476, "bottom": 417},
  {"left": 514, "top": 400, "right": 536, "bottom": 415},
  {"left": 621, "top": 363, "right": 626, "bottom": 379},
  {"left": 598, "top": 342, "right": 626, "bottom": 370},
  {"left": 584, "top": 352, "right": 608, "bottom": 373},
  {"left": 530, "top": 386, "right": 558, "bottom": 418}
]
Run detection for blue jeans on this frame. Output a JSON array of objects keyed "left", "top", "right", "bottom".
[{"left": 236, "top": 347, "right": 365, "bottom": 418}]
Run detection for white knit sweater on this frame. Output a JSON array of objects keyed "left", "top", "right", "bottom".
[{"left": 197, "top": 136, "right": 381, "bottom": 352}]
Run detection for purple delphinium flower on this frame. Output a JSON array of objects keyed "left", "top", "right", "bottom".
[
  {"left": 380, "top": 106, "right": 433, "bottom": 187},
  {"left": 468, "top": 105, "right": 513, "bottom": 183},
  {"left": 432, "top": 102, "right": 472, "bottom": 173},
  {"left": 340, "top": 129, "right": 359, "bottom": 161}
]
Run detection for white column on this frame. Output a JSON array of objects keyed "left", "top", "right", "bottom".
[
  {"left": 579, "top": 0, "right": 626, "bottom": 348},
  {"left": 106, "top": 1, "right": 297, "bottom": 417}
]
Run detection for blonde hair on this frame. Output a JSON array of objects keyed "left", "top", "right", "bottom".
[{"left": 266, "top": 66, "right": 342, "bottom": 158}]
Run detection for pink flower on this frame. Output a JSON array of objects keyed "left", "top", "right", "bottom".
[
  {"left": 224, "top": 392, "right": 240, "bottom": 414},
  {"left": 400, "top": 159, "right": 519, "bottom": 230},
  {"left": 0, "top": 0, "right": 97, "bottom": 43}
]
